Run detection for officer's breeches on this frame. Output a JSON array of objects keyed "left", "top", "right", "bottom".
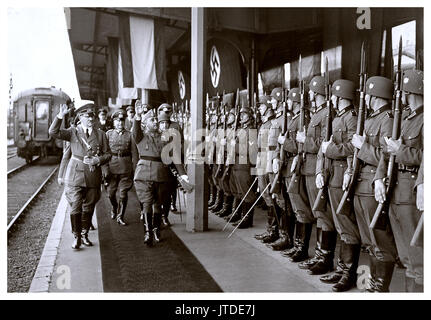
[
  {"left": 286, "top": 176, "right": 314, "bottom": 224},
  {"left": 65, "top": 185, "right": 101, "bottom": 216},
  {"left": 328, "top": 187, "right": 360, "bottom": 244},
  {"left": 389, "top": 203, "right": 423, "bottom": 284},
  {"left": 353, "top": 195, "right": 397, "bottom": 262},
  {"left": 107, "top": 173, "right": 133, "bottom": 200},
  {"left": 135, "top": 180, "right": 168, "bottom": 215}
]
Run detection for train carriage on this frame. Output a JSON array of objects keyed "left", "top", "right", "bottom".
[{"left": 13, "top": 86, "right": 72, "bottom": 163}]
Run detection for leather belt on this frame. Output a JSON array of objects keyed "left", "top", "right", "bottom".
[
  {"left": 257, "top": 146, "right": 277, "bottom": 152},
  {"left": 111, "top": 151, "right": 131, "bottom": 157},
  {"left": 140, "top": 155, "right": 162, "bottom": 162},
  {"left": 71, "top": 155, "right": 84, "bottom": 162},
  {"left": 398, "top": 164, "right": 419, "bottom": 173}
]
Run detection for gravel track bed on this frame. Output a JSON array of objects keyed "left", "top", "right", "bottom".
[
  {"left": 7, "top": 156, "right": 26, "bottom": 172},
  {"left": 7, "top": 176, "right": 64, "bottom": 292}
]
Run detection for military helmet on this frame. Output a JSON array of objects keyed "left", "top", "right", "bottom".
[
  {"left": 111, "top": 109, "right": 126, "bottom": 121},
  {"left": 270, "top": 87, "right": 284, "bottom": 102},
  {"left": 287, "top": 88, "right": 301, "bottom": 103},
  {"left": 227, "top": 108, "right": 236, "bottom": 125},
  {"left": 332, "top": 79, "right": 356, "bottom": 100},
  {"left": 402, "top": 69, "right": 423, "bottom": 95},
  {"left": 258, "top": 95, "right": 273, "bottom": 109},
  {"left": 309, "top": 76, "right": 326, "bottom": 95},
  {"left": 366, "top": 76, "right": 393, "bottom": 100}
]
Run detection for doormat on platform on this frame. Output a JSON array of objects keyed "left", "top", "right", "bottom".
[{"left": 96, "top": 191, "right": 222, "bottom": 292}]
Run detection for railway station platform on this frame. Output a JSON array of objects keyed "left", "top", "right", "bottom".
[{"left": 29, "top": 187, "right": 406, "bottom": 293}]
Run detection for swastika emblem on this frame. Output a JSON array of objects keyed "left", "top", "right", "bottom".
[
  {"left": 210, "top": 46, "right": 221, "bottom": 88},
  {"left": 178, "top": 71, "right": 186, "bottom": 100}
]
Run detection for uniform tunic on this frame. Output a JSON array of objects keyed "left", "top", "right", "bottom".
[
  {"left": 354, "top": 104, "right": 397, "bottom": 262},
  {"left": 375, "top": 106, "right": 424, "bottom": 284},
  {"left": 317, "top": 105, "right": 360, "bottom": 244}
]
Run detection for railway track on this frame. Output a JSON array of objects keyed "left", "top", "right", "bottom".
[
  {"left": 7, "top": 163, "right": 58, "bottom": 233},
  {"left": 7, "top": 156, "right": 40, "bottom": 176},
  {"left": 7, "top": 147, "right": 17, "bottom": 159}
]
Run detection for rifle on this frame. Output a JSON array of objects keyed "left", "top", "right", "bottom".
[
  {"left": 215, "top": 91, "right": 226, "bottom": 178},
  {"left": 312, "top": 57, "right": 332, "bottom": 212},
  {"left": 287, "top": 55, "right": 306, "bottom": 194},
  {"left": 370, "top": 36, "right": 403, "bottom": 229},
  {"left": 270, "top": 69, "right": 288, "bottom": 194},
  {"left": 336, "top": 41, "right": 368, "bottom": 215}
]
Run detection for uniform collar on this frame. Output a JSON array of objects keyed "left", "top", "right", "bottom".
[
  {"left": 314, "top": 103, "right": 326, "bottom": 114},
  {"left": 292, "top": 112, "right": 300, "bottom": 120},
  {"left": 336, "top": 105, "right": 354, "bottom": 117},
  {"left": 406, "top": 105, "right": 424, "bottom": 120},
  {"left": 368, "top": 104, "right": 392, "bottom": 118}
]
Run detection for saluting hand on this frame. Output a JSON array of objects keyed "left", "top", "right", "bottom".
[
  {"left": 58, "top": 103, "right": 70, "bottom": 118},
  {"left": 135, "top": 104, "right": 145, "bottom": 116}
]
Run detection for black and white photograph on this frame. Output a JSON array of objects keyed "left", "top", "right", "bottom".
[{"left": 3, "top": 1, "right": 427, "bottom": 301}]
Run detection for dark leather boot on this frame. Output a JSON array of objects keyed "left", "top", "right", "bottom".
[
  {"left": 260, "top": 207, "right": 280, "bottom": 243},
  {"left": 269, "top": 231, "right": 292, "bottom": 251},
  {"left": 170, "top": 190, "right": 177, "bottom": 212},
  {"left": 209, "top": 190, "right": 223, "bottom": 212},
  {"left": 70, "top": 214, "right": 82, "bottom": 250},
  {"left": 236, "top": 202, "right": 254, "bottom": 229},
  {"left": 281, "top": 221, "right": 302, "bottom": 257},
  {"left": 215, "top": 195, "right": 233, "bottom": 217},
  {"left": 224, "top": 197, "right": 239, "bottom": 219},
  {"left": 208, "top": 184, "right": 216, "bottom": 207},
  {"left": 332, "top": 243, "right": 361, "bottom": 292},
  {"left": 117, "top": 198, "right": 127, "bottom": 226},
  {"left": 143, "top": 210, "right": 153, "bottom": 246},
  {"left": 299, "top": 227, "right": 322, "bottom": 269},
  {"left": 290, "top": 223, "right": 313, "bottom": 263},
  {"left": 374, "top": 261, "right": 395, "bottom": 292},
  {"left": 109, "top": 195, "right": 118, "bottom": 220},
  {"left": 307, "top": 231, "right": 337, "bottom": 275},
  {"left": 320, "top": 258, "right": 346, "bottom": 284},
  {"left": 162, "top": 214, "right": 171, "bottom": 227},
  {"left": 227, "top": 206, "right": 242, "bottom": 223},
  {"left": 153, "top": 228, "right": 161, "bottom": 243},
  {"left": 153, "top": 213, "right": 162, "bottom": 243},
  {"left": 255, "top": 229, "right": 271, "bottom": 241},
  {"left": 365, "top": 255, "right": 377, "bottom": 292},
  {"left": 81, "top": 212, "right": 93, "bottom": 246}
]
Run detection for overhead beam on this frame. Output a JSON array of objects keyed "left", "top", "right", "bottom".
[
  {"left": 78, "top": 65, "right": 105, "bottom": 75},
  {"left": 72, "top": 43, "right": 108, "bottom": 56}
]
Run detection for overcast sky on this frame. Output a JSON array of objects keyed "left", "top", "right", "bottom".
[{"left": 7, "top": 7, "right": 89, "bottom": 106}]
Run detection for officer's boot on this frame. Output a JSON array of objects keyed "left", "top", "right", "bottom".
[
  {"left": 70, "top": 214, "right": 82, "bottom": 250},
  {"left": 290, "top": 223, "right": 313, "bottom": 262},
  {"left": 215, "top": 195, "right": 233, "bottom": 217},
  {"left": 320, "top": 241, "right": 345, "bottom": 284},
  {"left": 299, "top": 227, "right": 323, "bottom": 269},
  {"left": 308, "top": 231, "right": 337, "bottom": 275},
  {"left": 237, "top": 202, "right": 254, "bottom": 229},
  {"left": 209, "top": 189, "right": 223, "bottom": 211},
  {"left": 81, "top": 212, "right": 93, "bottom": 247},
  {"left": 170, "top": 190, "right": 177, "bottom": 212},
  {"left": 116, "top": 198, "right": 127, "bottom": 226},
  {"left": 332, "top": 242, "right": 361, "bottom": 292},
  {"left": 208, "top": 184, "right": 216, "bottom": 207},
  {"left": 374, "top": 261, "right": 395, "bottom": 292},
  {"left": 281, "top": 221, "right": 302, "bottom": 257},
  {"left": 109, "top": 195, "right": 118, "bottom": 220},
  {"left": 153, "top": 213, "right": 162, "bottom": 243},
  {"left": 143, "top": 209, "right": 153, "bottom": 246}
]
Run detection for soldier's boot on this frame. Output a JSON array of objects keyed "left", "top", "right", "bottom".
[
  {"left": 255, "top": 228, "right": 271, "bottom": 241},
  {"left": 269, "top": 230, "right": 291, "bottom": 251},
  {"left": 299, "top": 227, "right": 323, "bottom": 269},
  {"left": 261, "top": 207, "right": 280, "bottom": 243},
  {"left": 109, "top": 195, "right": 118, "bottom": 220},
  {"left": 290, "top": 223, "right": 313, "bottom": 263},
  {"left": 81, "top": 212, "right": 93, "bottom": 246},
  {"left": 209, "top": 189, "right": 223, "bottom": 211},
  {"left": 236, "top": 202, "right": 254, "bottom": 229},
  {"left": 220, "top": 197, "right": 238, "bottom": 218},
  {"left": 320, "top": 258, "right": 346, "bottom": 284},
  {"left": 116, "top": 198, "right": 127, "bottom": 226},
  {"left": 365, "top": 255, "right": 378, "bottom": 292},
  {"left": 71, "top": 214, "right": 82, "bottom": 250},
  {"left": 308, "top": 231, "right": 337, "bottom": 275},
  {"left": 170, "top": 190, "right": 177, "bottom": 212},
  {"left": 227, "top": 204, "right": 243, "bottom": 224},
  {"left": 374, "top": 261, "right": 395, "bottom": 292},
  {"left": 153, "top": 213, "right": 162, "bottom": 243},
  {"left": 162, "top": 214, "right": 171, "bottom": 227},
  {"left": 215, "top": 195, "right": 233, "bottom": 217},
  {"left": 208, "top": 184, "right": 216, "bottom": 207},
  {"left": 143, "top": 210, "right": 153, "bottom": 246},
  {"left": 332, "top": 243, "right": 361, "bottom": 292},
  {"left": 281, "top": 221, "right": 303, "bottom": 257}
]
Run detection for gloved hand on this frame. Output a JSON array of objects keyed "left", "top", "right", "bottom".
[
  {"left": 316, "top": 173, "right": 324, "bottom": 189},
  {"left": 180, "top": 175, "right": 189, "bottom": 183},
  {"left": 278, "top": 134, "right": 286, "bottom": 145},
  {"left": 83, "top": 156, "right": 100, "bottom": 166},
  {"left": 272, "top": 158, "right": 280, "bottom": 174},
  {"left": 374, "top": 179, "right": 386, "bottom": 203},
  {"left": 342, "top": 172, "right": 351, "bottom": 191}
]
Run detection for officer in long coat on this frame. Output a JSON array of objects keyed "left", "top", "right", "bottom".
[
  {"left": 374, "top": 70, "right": 424, "bottom": 292},
  {"left": 104, "top": 109, "right": 134, "bottom": 226},
  {"left": 49, "top": 103, "right": 111, "bottom": 249}
]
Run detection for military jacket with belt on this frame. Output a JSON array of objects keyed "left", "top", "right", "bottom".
[
  {"left": 106, "top": 129, "right": 133, "bottom": 175},
  {"left": 49, "top": 117, "right": 111, "bottom": 188},
  {"left": 206, "top": 127, "right": 218, "bottom": 164},
  {"left": 303, "top": 104, "right": 331, "bottom": 176},
  {"left": 375, "top": 106, "right": 424, "bottom": 205},
  {"left": 316, "top": 105, "right": 357, "bottom": 188},
  {"left": 354, "top": 105, "right": 393, "bottom": 196},
  {"left": 256, "top": 116, "right": 275, "bottom": 175},
  {"left": 280, "top": 112, "right": 303, "bottom": 177},
  {"left": 132, "top": 119, "right": 186, "bottom": 183},
  {"left": 268, "top": 115, "right": 283, "bottom": 168}
]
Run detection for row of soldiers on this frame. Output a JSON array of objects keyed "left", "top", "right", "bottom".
[
  {"left": 50, "top": 100, "right": 189, "bottom": 250},
  {"left": 205, "top": 68, "right": 423, "bottom": 292}
]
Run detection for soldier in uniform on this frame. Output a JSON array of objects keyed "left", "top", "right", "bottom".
[
  {"left": 104, "top": 109, "right": 134, "bottom": 226},
  {"left": 291, "top": 76, "right": 334, "bottom": 265},
  {"left": 267, "top": 87, "right": 296, "bottom": 251},
  {"left": 96, "top": 107, "right": 112, "bottom": 132},
  {"left": 276, "top": 88, "right": 313, "bottom": 258},
  {"left": 207, "top": 99, "right": 219, "bottom": 209},
  {"left": 132, "top": 105, "right": 189, "bottom": 246},
  {"left": 315, "top": 79, "right": 361, "bottom": 290},
  {"left": 49, "top": 103, "right": 110, "bottom": 249},
  {"left": 157, "top": 103, "right": 183, "bottom": 225},
  {"left": 254, "top": 95, "right": 280, "bottom": 243},
  {"left": 374, "top": 70, "right": 424, "bottom": 292},
  {"left": 125, "top": 105, "right": 136, "bottom": 131}
]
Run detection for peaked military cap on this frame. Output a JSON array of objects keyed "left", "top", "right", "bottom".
[
  {"left": 111, "top": 109, "right": 126, "bottom": 120},
  {"left": 158, "top": 103, "right": 173, "bottom": 114},
  {"left": 402, "top": 69, "right": 423, "bottom": 95},
  {"left": 76, "top": 103, "right": 96, "bottom": 116},
  {"left": 332, "top": 79, "right": 356, "bottom": 100}
]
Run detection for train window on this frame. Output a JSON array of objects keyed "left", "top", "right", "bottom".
[
  {"left": 34, "top": 100, "right": 50, "bottom": 139},
  {"left": 392, "top": 20, "right": 416, "bottom": 70}
]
